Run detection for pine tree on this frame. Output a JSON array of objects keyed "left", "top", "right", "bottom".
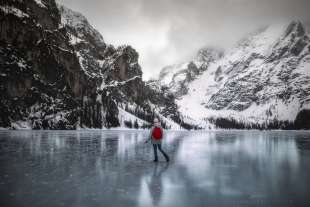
[
  {"left": 134, "top": 119, "right": 139, "bottom": 129},
  {"left": 124, "top": 120, "right": 132, "bottom": 128}
]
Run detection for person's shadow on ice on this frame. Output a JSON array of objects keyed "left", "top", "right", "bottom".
[{"left": 146, "top": 163, "right": 169, "bottom": 206}]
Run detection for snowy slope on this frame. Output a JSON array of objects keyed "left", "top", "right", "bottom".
[
  {"left": 117, "top": 107, "right": 150, "bottom": 128},
  {"left": 159, "top": 62, "right": 190, "bottom": 86},
  {"left": 162, "top": 21, "right": 310, "bottom": 128},
  {"left": 158, "top": 48, "right": 223, "bottom": 97}
]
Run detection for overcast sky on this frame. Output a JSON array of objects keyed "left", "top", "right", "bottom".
[{"left": 57, "top": 0, "right": 310, "bottom": 80}]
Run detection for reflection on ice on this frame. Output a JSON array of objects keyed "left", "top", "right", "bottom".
[
  {"left": 139, "top": 163, "right": 169, "bottom": 207},
  {"left": 0, "top": 130, "right": 310, "bottom": 207}
]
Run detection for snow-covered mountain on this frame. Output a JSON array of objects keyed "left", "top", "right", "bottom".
[
  {"left": 1, "top": 0, "right": 309, "bottom": 130},
  {"left": 0, "top": 0, "right": 186, "bottom": 130},
  {"left": 158, "top": 21, "right": 310, "bottom": 129},
  {"left": 158, "top": 47, "right": 223, "bottom": 97}
]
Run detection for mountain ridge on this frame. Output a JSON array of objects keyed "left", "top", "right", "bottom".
[
  {"left": 158, "top": 21, "right": 310, "bottom": 129},
  {"left": 1, "top": 1, "right": 309, "bottom": 130}
]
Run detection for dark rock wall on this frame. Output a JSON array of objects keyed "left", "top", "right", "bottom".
[
  {"left": 0, "top": 0, "right": 110, "bottom": 129},
  {"left": 0, "top": 0, "right": 186, "bottom": 129}
]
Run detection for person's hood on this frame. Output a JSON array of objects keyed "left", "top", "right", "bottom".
[{"left": 154, "top": 122, "right": 161, "bottom": 127}]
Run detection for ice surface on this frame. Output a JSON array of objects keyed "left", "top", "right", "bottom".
[{"left": 0, "top": 130, "right": 310, "bottom": 207}]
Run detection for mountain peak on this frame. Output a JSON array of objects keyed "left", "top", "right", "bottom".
[
  {"left": 268, "top": 20, "right": 309, "bottom": 60},
  {"left": 58, "top": 4, "right": 105, "bottom": 45},
  {"left": 284, "top": 20, "right": 306, "bottom": 38}
]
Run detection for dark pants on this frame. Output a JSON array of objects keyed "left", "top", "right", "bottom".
[{"left": 153, "top": 144, "right": 169, "bottom": 161}]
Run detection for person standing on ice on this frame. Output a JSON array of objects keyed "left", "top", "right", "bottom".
[{"left": 145, "top": 118, "right": 170, "bottom": 162}]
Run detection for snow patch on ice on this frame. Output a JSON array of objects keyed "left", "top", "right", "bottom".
[{"left": 11, "top": 121, "right": 32, "bottom": 130}]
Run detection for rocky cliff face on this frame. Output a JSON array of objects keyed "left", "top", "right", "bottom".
[
  {"left": 0, "top": 0, "right": 82, "bottom": 129},
  {"left": 158, "top": 21, "right": 310, "bottom": 129},
  {"left": 0, "top": 0, "right": 185, "bottom": 129}
]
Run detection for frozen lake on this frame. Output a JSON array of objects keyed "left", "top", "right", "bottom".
[{"left": 0, "top": 130, "right": 310, "bottom": 207}]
